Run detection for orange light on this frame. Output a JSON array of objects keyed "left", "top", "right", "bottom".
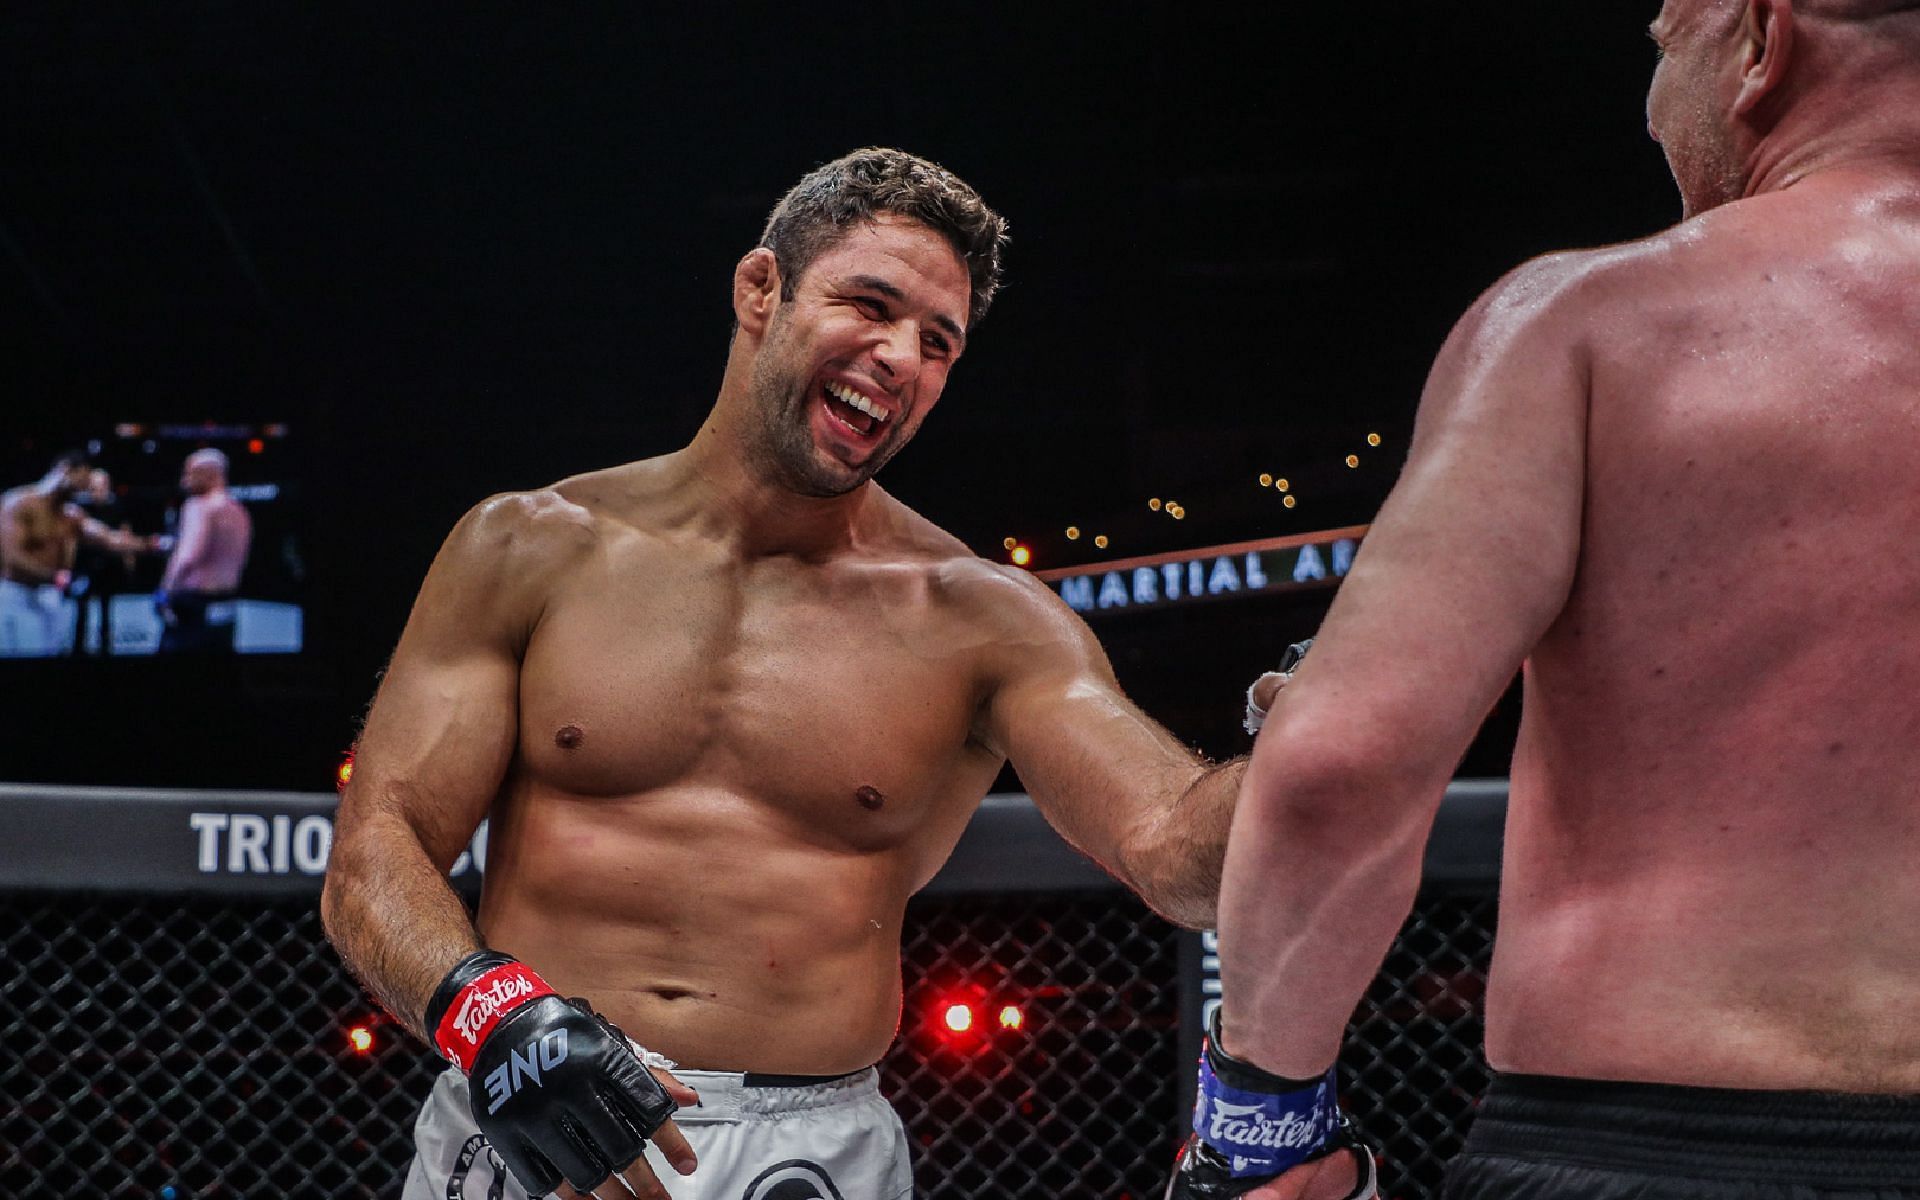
[
  {"left": 943, "top": 1004, "right": 974, "bottom": 1033},
  {"left": 247, "top": 438, "right": 265, "bottom": 455},
  {"left": 1093, "top": 535, "right": 1109, "bottom": 550},
  {"left": 1065, "top": 526, "right": 1080, "bottom": 540},
  {"left": 336, "top": 754, "right": 354, "bottom": 790},
  {"left": 1010, "top": 546, "right": 1032, "bottom": 567},
  {"left": 1283, "top": 495, "right": 1298, "bottom": 509},
  {"left": 997, "top": 1005, "right": 1023, "bottom": 1031},
  {"left": 1258, "top": 473, "right": 1273, "bottom": 488},
  {"left": 348, "top": 1026, "right": 374, "bottom": 1054},
  {"left": 1002, "top": 536, "right": 1017, "bottom": 550},
  {"left": 1367, "top": 432, "right": 1382, "bottom": 447},
  {"left": 1345, "top": 454, "right": 1360, "bottom": 468},
  {"left": 1148, "top": 498, "right": 1162, "bottom": 512},
  {"left": 1275, "top": 479, "right": 1289, "bottom": 493}
]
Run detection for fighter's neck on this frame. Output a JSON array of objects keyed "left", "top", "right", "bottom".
[
  {"left": 672, "top": 431, "right": 875, "bottom": 560},
  {"left": 1743, "top": 88, "right": 1920, "bottom": 200}
]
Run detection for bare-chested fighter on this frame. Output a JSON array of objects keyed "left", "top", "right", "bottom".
[
  {"left": 1174, "top": 2, "right": 1920, "bottom": 1198},
  {"left": 155, "top": 448, "right": 253, "bottom": 654},
  {"left": 0, "top": 453, "right": 158, "bottom": 657},
  {"left": 322, "top": 148, "right": 1280, "bottom": 1200}
]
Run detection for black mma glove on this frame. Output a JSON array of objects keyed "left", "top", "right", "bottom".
[
  {"left": 1167, "top": 1007, "right": 1378, "bottom": 1199},
  {"left": 425, "top": 950, "right": 678, "bottom": 1198}
]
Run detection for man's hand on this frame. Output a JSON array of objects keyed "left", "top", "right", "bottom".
[
  {"left": 1244, "top": 639, "right": 1313, "bottom": 735},
  {"left": 1167, "top": 1006, "right": 1377, "bottom": 1200},
  {"left": 1171, "top": 1138, "right": 1369, "bottom": 1199},
  {"left": 426, "top": 951, "right": 693, "bottom": 1198}
]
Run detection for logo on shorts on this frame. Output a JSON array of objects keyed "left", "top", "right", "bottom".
[
  {"left": 452, "top": 974, "right": 536, "bottom": 1045},
  {"left": 740, "top": 1160, "right": 846, "bottom": 1200}
]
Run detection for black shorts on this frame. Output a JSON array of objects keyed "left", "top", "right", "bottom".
[{"left": 1443, "top": 1073, "right": 1920, "bottom": 1200}]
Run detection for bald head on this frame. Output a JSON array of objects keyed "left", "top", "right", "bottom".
[{"left": 182, "top": 449, "right": 229, "bottom": 495}]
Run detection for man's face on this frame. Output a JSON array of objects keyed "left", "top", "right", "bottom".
[
  {"left": 744, "top": 215, "right": 972, "bottom": 497},
  {"left": 1647, "top": 0, "right": 1747, "bottom": 217},
  {"left": 54, "top": 464, "right": 89, "bottom": 499},
  {"left": 181, "top": 459, "right": 217, "bottom": 496}
]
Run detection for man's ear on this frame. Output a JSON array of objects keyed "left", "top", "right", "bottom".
[
  {"left": 1734, "top": 0, "right": 1796, "bottom": 118},
  {"left": 733, "top": 248, "right": 780, "bottom": 337}
]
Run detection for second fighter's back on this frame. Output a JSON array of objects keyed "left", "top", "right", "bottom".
[{"left": 1490, "top": 170, "right": 1920, "bottom": 1092}]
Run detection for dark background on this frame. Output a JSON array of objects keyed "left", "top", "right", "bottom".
[{"left": 0, "top": 3, "right": 1675, "bottom": 790}]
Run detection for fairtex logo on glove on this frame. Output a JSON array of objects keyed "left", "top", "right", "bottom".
[
  {"left": 1192, "top": 1056, "right": 1341, "bottom": 1178},
  {"left": 433, "top": 962, "right": 556, "bottom": 1073}
]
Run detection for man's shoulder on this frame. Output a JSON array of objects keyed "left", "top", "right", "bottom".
[
  {"left": 865, "top": 489, "right": 1076, "bottom": 632},
  {"left": 447, "top": 485, "right": 604, "bottom": 575}
]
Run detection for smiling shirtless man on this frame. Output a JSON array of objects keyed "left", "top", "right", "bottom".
[
  {"left": 323, "top": 148, "right": 1275, "bottom": 1200},
  {"left": 1182, "top": 3, "right": 1920, "bottom": 1198}
]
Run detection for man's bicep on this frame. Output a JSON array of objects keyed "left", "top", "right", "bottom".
[
  {"left": 344, "top": 503, "right": 544, "bottom": 864},
  {"left": 985, "top": 595, "right": 1200, "bottom": 867},
  {"left": 1283, "top": 260, "right": 1589, "bottom": 766}
]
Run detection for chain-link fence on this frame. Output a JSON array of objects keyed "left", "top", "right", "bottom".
[{"left": 1, "top": 889, "right": 1495, "bottom": 1199}]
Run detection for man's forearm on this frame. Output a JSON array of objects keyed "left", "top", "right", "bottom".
[
  {"left": 320, "top": 812, "right": 484, "bottom": 1042},
  {"left": 1215, "top": 759, "right": 1436, "bottom": 1079},
  {"left": 1120, "top": 758, "right": 1246, "bottom": 929}
]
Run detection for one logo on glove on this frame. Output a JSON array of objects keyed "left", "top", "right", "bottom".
[
  {"left": 1192, "top": 1058, "right": 1340, "bottom": 1179},
  {"left": 482, "top": 1029, "right": 570, "bottom": 1115},
  {"left": 433, "top": 962, "right": 556, "bottom": 1072}
]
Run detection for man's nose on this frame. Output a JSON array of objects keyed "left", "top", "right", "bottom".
[{"left": 870, "top": 320, "right": 918, "bottom": 379}]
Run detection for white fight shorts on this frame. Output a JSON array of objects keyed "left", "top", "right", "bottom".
[
  {"left": 0, "top": 578, "right": 73, "bottom": 657},
  {"left": 402, "top": 1064, "right": 913, "bottom": 1200}
]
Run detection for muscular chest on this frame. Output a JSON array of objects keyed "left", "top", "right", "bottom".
[{"left": 516, "top": 546, "right": 985, "bottom": 836}]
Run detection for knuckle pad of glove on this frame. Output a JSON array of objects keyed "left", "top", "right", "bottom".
[{"left": 467, "top": 995, "right": 666, "bottom": 1192}]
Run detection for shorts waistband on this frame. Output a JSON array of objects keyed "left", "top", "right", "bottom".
[
  {"left": 741, "top": 1069, "right": 865, "bottom": 1089},
  {"left": 1464, "top": 1072, "right": 1920, "bottom": 1187},
  {"left": 668, "top": 1066, "right": 882, "bottom": 1124}
]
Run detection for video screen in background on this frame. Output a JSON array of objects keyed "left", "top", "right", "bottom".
[{"left": 1, "top": 423, "right": 305, "bottom": 658}]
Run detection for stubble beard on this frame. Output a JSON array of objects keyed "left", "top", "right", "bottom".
[{"left": 744, "top": 326, "right": 905, "bottom": 500}]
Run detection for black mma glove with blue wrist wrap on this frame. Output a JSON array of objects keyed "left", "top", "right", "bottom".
[{"left": 1167, "top": 1008, "right": 1378, "bottom": 1199}]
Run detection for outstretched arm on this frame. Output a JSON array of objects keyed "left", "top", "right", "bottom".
[
  {"left": 974, "top": 569, "right": 1282, "bottom": 929},
  {"left": 1218, "top": 255, "right": 1590, "bottom": 1081}
]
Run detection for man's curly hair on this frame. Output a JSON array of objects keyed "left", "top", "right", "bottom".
[{"left": 758, "top": 147, "right": 1010, "bottom": 329}]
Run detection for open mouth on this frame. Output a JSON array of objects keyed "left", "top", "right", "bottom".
[{"left": 821, "top": 379, "right": 892, "bottom": 440}]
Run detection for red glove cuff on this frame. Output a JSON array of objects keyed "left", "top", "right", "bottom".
[{"left": 431, "top": 961, "right": 556, "bottom": 1072}]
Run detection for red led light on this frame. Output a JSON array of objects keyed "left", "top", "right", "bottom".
[
  {"left": 348, "top": 1026, "right": 374, "bottom": 1054},
  {"left": 997, "top": 1005, "right": 1023, "bottom": 1031},
  {"left": 942, "top": 1003, "right": 974, "bottom": 1033},
  {"left": 247, "top": 438, "right": 265, "bottom": 455}
]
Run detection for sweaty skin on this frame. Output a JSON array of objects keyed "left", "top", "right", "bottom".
[
  {"left": 323, "top": 215, "right": 1243, "bottom": 1093},
  {"left": 1490, "top": 171, "right": 1920, "bottom": 1091},
  {"left": 1218, "top": 0, "right": 1920, "bottom": 1108}
]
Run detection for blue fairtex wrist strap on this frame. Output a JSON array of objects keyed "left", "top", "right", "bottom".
[{"left": 1192, "top": 1041, "right": 1341, "bottom": 1178}]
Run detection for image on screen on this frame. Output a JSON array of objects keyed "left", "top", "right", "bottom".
[{"left": 1, "top": 423, "right": 305, "bottom": 658}]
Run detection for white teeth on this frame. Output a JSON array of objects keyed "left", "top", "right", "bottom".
[{"left": 827, "top": 381, "right": 890, "bottom": 423}]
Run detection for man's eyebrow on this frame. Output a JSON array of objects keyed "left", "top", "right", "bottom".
[{"left": 846, "top": 274, "right": 967, "bottom": 349}]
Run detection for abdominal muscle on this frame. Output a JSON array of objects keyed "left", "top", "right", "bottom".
[{"left": 474, "top": 782, "right": 920, "bottom": 1075}]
